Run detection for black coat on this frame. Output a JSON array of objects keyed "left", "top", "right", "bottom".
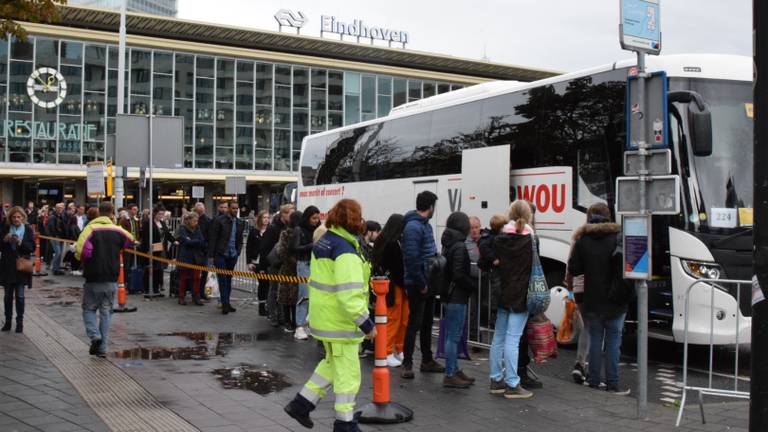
[
  {"left": 177, "top": 225, "right": 206, "bottom": 265},
  {"left": 258, "top": 216, "right": 286, "bottom": 271},
  {"left": 0, "top": 224, "right": 35, "bottom": 287},
  {"left": 198, "top": 213, "right": 212, "bottom": 244},
  {"left": 441, "top": 227, "right": 476, "bottom": 304},
  {"left": 493, "top": 231, "right": 533, "bottom": 313},
  {"left": 139, "top": 219, "right": 172, "bottom": 265},
  {"left": 568, "top": 222, "right": 627, "bottom": 317},
  {"left": 46, "top": 211, "right": 67, "bottom": 238},
  {"left": 208, "top": 215, "right": 245, "bottom": 258},
  {"left": 291, "top": 225, "right": 315, "bottom": 262},
  {"left": 245, "top": 228, "right": 264, "bottom": 264}
]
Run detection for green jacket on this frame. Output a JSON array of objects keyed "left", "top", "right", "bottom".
[{"left": 308, "top": 226, "right": 373, "bottom": 343}]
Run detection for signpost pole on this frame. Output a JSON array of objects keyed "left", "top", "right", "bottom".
[
  {"left": 635, "top": 50, "right": 649, "bottom": 420},
  {"left": 115, "top": 0, "right": 127, "bottom": 209},
  {"left": 148, "top": 113, "right": 154, "bottom": 298}
]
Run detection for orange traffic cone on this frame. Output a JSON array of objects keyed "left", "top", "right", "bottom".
[
  {"left": 113, "top": 254, "right": 137, "bottom": 313},
  {"left": 355, "top": 277, "right": 413, "bottom": 424},
  {"left": 33, "top": 230, "right": 47, "bottom": 277}
]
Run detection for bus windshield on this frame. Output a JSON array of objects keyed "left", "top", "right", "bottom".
[{"left": 673, "top": 78, "right": 753, "bottom": 231}]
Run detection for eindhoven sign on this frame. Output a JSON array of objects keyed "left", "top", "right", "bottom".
[{"left": 274, "top": 9, "right": 410, "bottom": 45}]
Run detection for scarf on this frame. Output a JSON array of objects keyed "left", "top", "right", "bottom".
[{"left": 9, "top": 223, "right": 24, "bottom": 251}]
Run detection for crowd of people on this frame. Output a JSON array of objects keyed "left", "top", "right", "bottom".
[{"left": 1, "top": 192, "right": 631, "bottom": 432}]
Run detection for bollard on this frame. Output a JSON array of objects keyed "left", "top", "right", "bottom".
[
  {"left": 355, "top": 277, "right": 413, "bottom": 424},
  {"left": 33, "top": 230, "right": 47, "bottom": 277},
  {"left": 113, "top": 254, "right": 137, "bottom": 313}
]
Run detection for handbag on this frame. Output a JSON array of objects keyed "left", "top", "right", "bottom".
[
  {"left": 16, "top": 256, "right": 33, "bottom": 274},
  {"left": 527, "top": 234, "right": 551, "bottom": 315},
  {"left": 527, "top": 314, "right": 558, "bottom": 363}
]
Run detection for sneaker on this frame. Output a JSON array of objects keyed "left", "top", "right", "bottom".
[
  {"left": 490, "top": 379, "right": 506, "bottom": 394},
  {"left": 443, "top": 375, "right": 472, "bottom": 389},
  {"left": 420, "top": 359, "right": 445, "bottom": 373},
  {"left": 89, "top": 338, "right": 102, "bottom": 355},
  {"left": 294, "top": 327, "right": 309, "bottom": 340},
  {"left": 456, "top": 370, "right": 475, "bottom": 384},
  {"left": 606, "top": 385, "right": 631, "bottom": 396},
  {"left": 70, "top": 270, "right": 83, "bottom": 276},
  {"left": 386, "top": 353, "right": 402, "bottom": 367},
  {"left": 394, "top": 352, "right": 404, "bottom": 362},
  {"left": 503, "top": 384, "right": 533, "bottom": 399},
  {"left": 401, "top": 365, "right": 415, "bottom": 379},
  {"left": 572, "top": 363, "right": 586, "bottom": 384},
  {"left": 519, "top": 370, "right": 543, "bottom": 389},
  {"left": 283, "top": 325, "right": 296, "bottom": 333}
]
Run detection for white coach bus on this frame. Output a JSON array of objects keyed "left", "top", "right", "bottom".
[{"left": 297, "top": 54, "right": 752, "bottom": 346}]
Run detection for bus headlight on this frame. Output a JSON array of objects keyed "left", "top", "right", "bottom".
[{"left": 681, "top": 259, "right": 723, "bottom": 280}]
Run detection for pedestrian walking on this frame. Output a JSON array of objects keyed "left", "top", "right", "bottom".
[
  {"left": 47, "top": 202, "right": 67, "bottom": 275},
  {"left": 74, "top": 202, "right": 134, "bottom": 357},
  {"left": 277, "top": 211, "right": 302, "bottom": 332},
  {"left": 284, "top": 199, "right": 376, "bottom": 432},
  {"left": 1, "top": 207, "right": 35, "bottom": 333},
  {"left": 568, "top": 202, "right": 631, "bottom": 395},
  {"left": 371, "top": 213, "right": 408, "bottom": 367},
  {"left": 176, "top": 212, "right": 206, "bottom": 306},
  {"left": 292, "top": 206, "right": 321, "bottom": 340},
  {"left": 246, "top": 210, "right": 270, "bottom": 315},
  {"left": 401, "top": 191, "right": 444, "bottom": 379},
  {"left": 440, "top": 212, "right": 477, "bottom": 388},
  {"left": 208, "top": 200, "right": 245, "bottom": 314},
  {"left": 489, "top": 199, "right": 535, "bottom": 399}
]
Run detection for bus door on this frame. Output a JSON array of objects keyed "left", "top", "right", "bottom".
[{"left": 461, "top": 145, "right": 511, "bottom": 223}]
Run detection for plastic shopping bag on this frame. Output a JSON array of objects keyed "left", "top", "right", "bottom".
[
  {"left": 205, "top": 272, "right": 220, "bottom": 299},
  {"left": 527, "top": 314, "right": 558, "bottom": 364},
  {"left": 556, "top": 296, "right": 579, "bottom": 345}
]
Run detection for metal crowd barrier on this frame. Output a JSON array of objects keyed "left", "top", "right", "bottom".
[
  {"left": 433, "top": 265, "right": 496, "bottom": 349},
  {"left": 675, "top": 278, "right": 751, "bottom": 427}
]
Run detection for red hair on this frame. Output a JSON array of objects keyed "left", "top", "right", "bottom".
[{"left": 325, "top": 199, "right": 364, "bottom": 234}]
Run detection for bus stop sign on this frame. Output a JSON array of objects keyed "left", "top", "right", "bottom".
[
  {"left": 620, "top": 0, "right": 661, "bottom": 54},
  {"left": 616, "top": 175, "right": 680, "bottom": 215},
  {"left": 626, "top": 71, "right": 668, "bottom": 150}
]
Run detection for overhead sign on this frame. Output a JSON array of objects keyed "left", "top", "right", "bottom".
[
  {"left": 115, "top": 115, "right": 184, "bottom": 169},
  {"left": 616, "top": 175, "right": 680, "bottom": 215},
  {"left": 624, "top": 149, "right": 671, "bottom": 176},
  {"left": 225, "top": 176, "right": 246, "bottom": 195},
  {"left": 192, "top": 186, "right": 205, "bottom": 199},
  {"left": 620, "top": 0, "right": 661, "bottom": 54},
  {"left": 623, "top": 215, "right": 652, "bottom": 280},
  {"left": 274, "top": 9, "right": 307, "bottom": 29},
  {"left": 626, "top": 71, "right": 668, "bottom": 149},
  {"left": 86, "top": 162, "right": 105, "bottom": 198}
]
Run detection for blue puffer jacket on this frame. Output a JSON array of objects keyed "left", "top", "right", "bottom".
[
  {"left": 402, "top": 210, "right": 436, "bottom": 287},
  {"left": 177, "top": 225, "right": 206, "bottom": 265}
]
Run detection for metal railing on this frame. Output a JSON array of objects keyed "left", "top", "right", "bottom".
[
  {"left": 433, "top": 265, "right": 497, "bottom": 349},
  {"left": 675, "top": 278, "right": 751, "bottom": 427}
]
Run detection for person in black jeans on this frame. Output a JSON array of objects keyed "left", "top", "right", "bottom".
[
  {"left": 194, "top": 203, "right": 212, "bottom": 300},
  {"left": 246, "top": 210, "right": 271, "bottom": 316},
  {"left": 400, "top": 191, "right": 444, "bottom": 379},
  {"left": 208, "top": 201, "right": 245, "bottom": 314},
  {"left": 141, "top": 205, "right": 172, "bottom": 298}
]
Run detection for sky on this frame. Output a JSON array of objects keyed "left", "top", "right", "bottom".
[{"left": 177, "top": 0, "right": 752, "bottom": 73}]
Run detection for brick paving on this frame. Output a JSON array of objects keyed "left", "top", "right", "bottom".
[{"left": 0, "top": 273, "right": 749, "bottom": 432}]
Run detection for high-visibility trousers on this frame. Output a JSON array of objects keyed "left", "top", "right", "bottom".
[{"left": 299, "top": 341, "right": 361, "bottom": 422}]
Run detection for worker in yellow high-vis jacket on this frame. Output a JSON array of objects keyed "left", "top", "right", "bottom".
[{"left": 284, "top": 199, "right": 376, "bottom": 432}]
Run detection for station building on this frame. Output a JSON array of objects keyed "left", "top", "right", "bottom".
[{"left": 0, "top": 5, "right": 558, "bottom": 213}]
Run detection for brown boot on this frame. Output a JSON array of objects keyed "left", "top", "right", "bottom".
[{"left": 443, "top": 375, "right": 472, "bottom": 388}]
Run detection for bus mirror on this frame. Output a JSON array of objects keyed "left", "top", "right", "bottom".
[
  {"left": 690, "top": 105, "right": 713, "bottom": 157},
  {"left": 668, "top": 91, "right": 713, "bottom": 157}
]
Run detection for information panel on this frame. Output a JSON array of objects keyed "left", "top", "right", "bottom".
[
  {"left": 623, "top": 215, "right": 652, "bottom": 280},
  {"left": 620, "top": 0, "right": 661, "bottom": 54}
]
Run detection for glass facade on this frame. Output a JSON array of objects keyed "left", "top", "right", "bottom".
[{"left": 0, "top": 36, "right": 463, "bottom": 172}]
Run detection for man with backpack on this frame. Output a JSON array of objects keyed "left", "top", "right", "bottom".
[{"left": 400, "top": 191, "right": 444, "bottom": 379}]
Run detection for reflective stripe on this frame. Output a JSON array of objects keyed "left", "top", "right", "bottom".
[
  {"left": 374, "top": 316, "right": 387, "bottom": 324},
  {"left": 309, "top": 327, "right": 364, "bottom": 339},
  {"left": 335, "top": 393, "right": 356, "bottom": 404},
  {"left": 299, "top": 386, "right": 321, "bottom": 405},
  {"left": 335, "top": 410, "right": 355, "bottom": 422},
  {"left": 310, "top": 281, "right": 365, "bottom": 293},
  {"left": 375, "top": 359, "right": 388, "bottom": 367},
  {"left": 354, "top": 312, "right": 370, "bottom": 326},
  {"left": 309, "top": 372, "right": 331, "bottom": 390}
]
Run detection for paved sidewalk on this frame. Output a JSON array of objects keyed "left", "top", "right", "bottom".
[{"left": 1, "top": 274, "right": 749, "bottom": 432}]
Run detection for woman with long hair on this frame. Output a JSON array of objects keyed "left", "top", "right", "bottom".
[
  {"left": 489, "top": 199, "right": 535, "bottom": 399},
  {"left": 292, "top": 205, "right": 321, "bottom": 340},
  {"left": 1, "top": 207, "right": 35, "bottom": 333},
  {"left": 176, "top": 212, "right": 206, "bottom": 306},
  {"left": 141, "top": 204, "right": 172, "bottom": 298},
  {"left": 246, "top": 210, "right": 271, "bottom": 315},
  {"left": 277, "top": 211, "right": 303, "bottom": 332},
  {"left": 371, "top": 213, "right": 408, "bottom": 367}
]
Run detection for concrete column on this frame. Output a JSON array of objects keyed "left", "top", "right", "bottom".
[{"left": 0, "top": 179, "right": 12, "bottom": 204}]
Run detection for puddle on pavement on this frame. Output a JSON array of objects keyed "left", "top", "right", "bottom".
[
  {"left": 111, "top": 331, "right": 274, "bottom": 361},
  {"left": 212, "top": 365, "right": 292, "bottom": 395}
]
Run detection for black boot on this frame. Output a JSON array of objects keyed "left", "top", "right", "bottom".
[
  {"left": 333, "top": 420, "right": 362, "bottom": 432},
  {"left": 1, "top": 321, "right": 10, "bottom": 332},
  {"left": 284, "top": 393, "right": 315, "bottom": 429},
  {"left": 15, "top": 322, "right": 23, "bottom": 333},
  {"left": 258, "top": 302, "right": 267, "bottom": 316}
]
